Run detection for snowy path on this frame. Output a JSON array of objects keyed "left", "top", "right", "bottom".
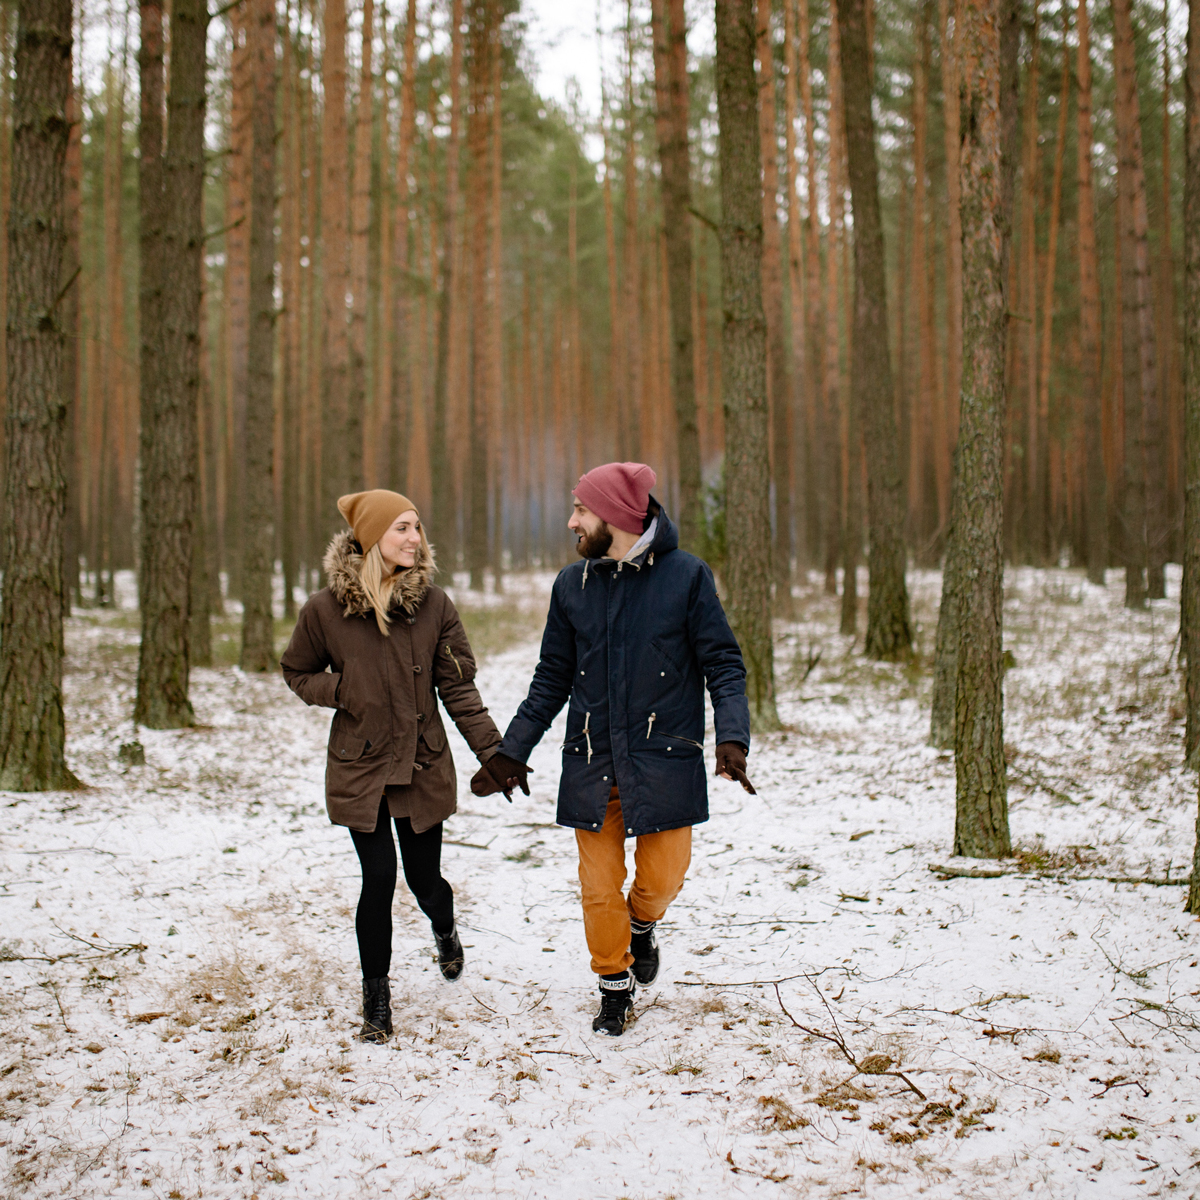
[{"left": 2, "top": 567, "right": 1199, "bottom": 1198}]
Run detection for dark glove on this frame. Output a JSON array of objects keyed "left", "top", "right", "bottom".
[
  {"left": 469, "top": 752, "right": 532, "bottom": 802},
  {"left": 715, "top": 742, "right": 756, "bottom": 794}
]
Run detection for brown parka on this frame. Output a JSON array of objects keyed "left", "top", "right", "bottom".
[{"left": 281, "top": 531, "right": 502, "bottom": 832}]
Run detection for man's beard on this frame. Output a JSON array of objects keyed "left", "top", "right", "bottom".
[{"left": 576, "top": 523, "right": 613, "bottom": 560}]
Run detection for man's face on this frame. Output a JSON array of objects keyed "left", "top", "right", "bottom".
[{"left": 568, "top": 500, "right": 613, "bottom": 560}]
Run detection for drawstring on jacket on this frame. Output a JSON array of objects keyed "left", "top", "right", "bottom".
[
  {"left": 583, "top": 711, "right": 593, "bottom": 764},
  {"left": 646, "top": 712, "right": 656, "bottom": 739},
  {"left": 582, "top": 559, "right": 590, "bottom": 589}
]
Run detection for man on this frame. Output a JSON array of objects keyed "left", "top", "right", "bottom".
[{"left": 471, "top": 462, "right": 755, "bottom": 1037}]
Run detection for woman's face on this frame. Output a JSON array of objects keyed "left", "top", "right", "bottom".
[{"left": 377, "top": 510, "right": 422, "bottom": 571}]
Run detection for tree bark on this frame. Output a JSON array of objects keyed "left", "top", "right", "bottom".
[
  {"left": 1036, "top": 26, "right": 1070, "bottom": 561},
  {"left": 650, "top": 0, "right": 703, "bottom": 553},
  {"left": 836, "top": 0, "right": 912, "bottom": 660},
  {"left": 931, "top": 0, "right": 1018, "bottom": 749},
  {"left": 431, "top": 0, "right": 464, "bottom": 566},
  {"left": 466, "top": 0, "right": 497, "bottom": 589},
  {"left": 756, "top": 0, "right": 793, "bottom": 614},
  {"left": 321, "top": 0, "right": 352, "bottom": 539},
  {"left": 135, "top": 0, "right": 206, "bottom": 728},
  {"left": 0, "top": 0, "right": 79, "bottom": 789},
  {"left": 1076, "top": 0, "right": 1106, "bottom": 585},
  {"left": 389, "top": 0, "right": 419, "bottom": 496},
  {"left": 1114, "top": 0, "right": 1164, "bottom": 606},
  {"left": 783, "top": 0, "right": 808, "bottom": 569},
  {"left": 1185, "top": 0, "right": 1200, "bottom": 898},
  {"left": 953, "top": 0, "right": 1010, "bottom": 859},
  {"left": 939, "top": 0, "right": 963, "bottom": 479},
  {"left": 715, "top": 0, "right": 779, "bottom": 729},
  {"left": 241, "top": 0, "right": 277, "bottom": 672},
  {"left": 348, "top": 0, "right": 373, "bottom": 490}
]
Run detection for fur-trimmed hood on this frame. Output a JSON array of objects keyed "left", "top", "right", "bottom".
[{"left": 322, "top": 528, "right": 436, "bottom": 618}]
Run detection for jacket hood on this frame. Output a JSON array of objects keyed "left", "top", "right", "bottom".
[
  {"left": 643, "top": 496, "right": 679, "bottom": 557},
  {"left": 323, "top": 528, "right": 436, "bottom": 618}
]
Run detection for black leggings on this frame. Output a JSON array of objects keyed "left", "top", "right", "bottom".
[{"left": 348, "top": 795, "right": 454, "bottom": 979}]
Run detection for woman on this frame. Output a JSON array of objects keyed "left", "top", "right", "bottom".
[{"left": 281, "top": 489, "right": 504, "bottom": 1043}]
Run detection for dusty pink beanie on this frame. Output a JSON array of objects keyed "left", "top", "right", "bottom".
[{"left": 573, "top": 462, "right": 657, "bottom": 534}]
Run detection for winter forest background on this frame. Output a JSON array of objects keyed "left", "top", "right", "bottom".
[{"left": 3, "top": 0, "right": 1200, "bottom": 1194}]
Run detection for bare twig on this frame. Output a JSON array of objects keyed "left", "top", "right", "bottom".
[
  {"left": 774, "top": 981, "right": 927, "bottom": 1101},
  {"left": 1089, "top": 1074, "right": 1150, "bottom": 1099}
]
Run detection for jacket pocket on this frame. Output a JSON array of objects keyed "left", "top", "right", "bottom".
[
  {"left": 636, "top": 729, "right": 704, "bottom": 755},
  {"left": 419, "top": 720, "right": 447, "bottom": 753},
  {"left": 332, "top": 735, "right": 369, "bottom": 762},
  {"left": 650, "top": 637, "right": 688, "bottom": 678}
]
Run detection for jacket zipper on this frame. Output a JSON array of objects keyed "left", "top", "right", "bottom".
[
  {"left": 443, "top": 643, "right": 463, "bottom": 679},
  {"left": 655, "top": 731, "right": 704, "bottom": 751}
]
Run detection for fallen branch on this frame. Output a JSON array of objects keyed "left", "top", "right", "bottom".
[
  {"left": 774, "top": 981, "right": 926, "bottom": 1101},
  {"left": 1089, "top": 1074, "right": 1150, "bottom": 1099},
  {"left": 929, "top": 863, "right": 1190, "bottom": 887}
]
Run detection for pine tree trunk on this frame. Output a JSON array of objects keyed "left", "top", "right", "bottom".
[
  {"left": 1077, "top": 0, "right": 1106, "bottom": 585},
  {"left": 756, "top": 0, "right": 793, "bottom": 615},
  {"left": 0, "top": 0, "right": 79, "bottom": 789},
  {"left": 466, "top": 0, "right": 496, "bottom": 590},
  {"left": 931, "top": 0, "right": 1018, "bottom": 750},
  {"left": 224, "top": 4, "right": 251, "bottom": 597},
  {"left": 389, "top": 0, "right": 418, "bottom": 496},
  {"left": 836, "top": 0, "right": 912, "bottom": 660},
  {"left": 953, "top": 0, "right": 1010, "bottom": 859},
  {"left": 1036, "top": 29, "right": 1070, "bottom": 562},
  {"left": 63, "top": 48, "right": 80, "bottom": 605},
  {"left": 909, "top": 0, "right": 936, "bottom": 549},
  {"left": 783, "top": 0, "right": 808, "bottom": 568},
  {"left": 1184, "top": 0, "right": 1200, "bottom": 899},
  {"left": 650, "top": 0, "right": 703, "bottom": 553},
  {"left": 135, "top": 0, "right": 206, "bottom": 728},
  {"left": 798, "top": 0, "right": 825, "bottom": 571},
  {"left": 241, "top": 0, "right": 277, "bottom": 672},
  {"left": 430, "top": 0, "right": 463, "bottom": 566},
  {"left": 939, "top": 0, "right": 963, "bottom": 476},
  {"left": 825, "top": 4, "right": 845, "bottom": 601},
  {"left": 321, "top": 0, "right": 352, "bottom": 539},
  {"left": 1114, "top": 0, "right": 1164, "bottom": 606},
  {"left": 621, "top": 10, "right": 642, "bottom": 463},
  {"left": 715, "top": 0, "right": 779, "bottom": 730},
  {"left": 348, "top": 0, "right": 373, "bottom": 490}
]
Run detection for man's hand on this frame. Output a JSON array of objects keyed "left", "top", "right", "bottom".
[
  {"left": 715, "top": 742, "right": 756, "bottom": 794},
  {"left": 469, "top": 752, "right": 532, "bottom": 802}
]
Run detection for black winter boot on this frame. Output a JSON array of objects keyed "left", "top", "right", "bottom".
[
  {"left": 629, "top": 918, "right": 660, "bottom": 985},
  {"left": 359, "top": 976, "right": 392, "bottom": 1043},
  {"left": 592, "top": 972, "right": 636, "bottom": 1037},
  {"left": 434, "top": 924, "right": 464, "bottom": 981}
]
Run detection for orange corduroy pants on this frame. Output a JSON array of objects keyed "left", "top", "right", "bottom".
[{"left": 574, "top": 789, "right": 692, "bottom": 975}]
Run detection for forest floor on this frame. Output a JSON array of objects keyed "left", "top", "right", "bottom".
[{"left": 2, "top": 564, "right": 1199, "bottom": 1199}]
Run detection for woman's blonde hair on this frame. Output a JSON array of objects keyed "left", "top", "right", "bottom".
[{"left": 358, "top": 542, "right": 395, "bottom": 637}]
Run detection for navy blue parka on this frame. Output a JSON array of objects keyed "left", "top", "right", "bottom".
[{"left": 499, "top": 500, "right": 751, "bottom": 836}]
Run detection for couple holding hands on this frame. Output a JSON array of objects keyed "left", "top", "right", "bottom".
[{"left": 281, "top": 462, "right": 756, "bottom": 1041}]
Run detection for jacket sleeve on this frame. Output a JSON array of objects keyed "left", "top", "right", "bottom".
[
  {"left": 498, "top": 577, "right": 577, "bottom": 763},
  {"left": 280, "top": 597, "right": 342, "bottom": 709},
  {"left": 432, "top": 596, "right": 502, "bottom": 763},
  {"left": 687, "top": 561, "right": 752, "bottom": 751}
]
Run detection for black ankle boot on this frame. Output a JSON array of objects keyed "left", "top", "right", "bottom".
[
  {"left": 434, "top": 924, "right": 464, "bottom": 981},
  {"left": 630, "top": 918, "right": 660, "bottom": 985},
  {"left": 359, "top": 976, "right": 392, "bottom": 1043},
  {"left": 592, "top": 971, "right": 636, "bottom": 1037}
]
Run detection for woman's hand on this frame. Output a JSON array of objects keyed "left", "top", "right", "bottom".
[{"left": 470, "top": 753, "right": 532, "bottom": 801}]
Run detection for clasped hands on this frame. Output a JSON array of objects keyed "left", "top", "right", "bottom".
[{"left": 469, "top": 741, "right": 755, "bottom": 801}]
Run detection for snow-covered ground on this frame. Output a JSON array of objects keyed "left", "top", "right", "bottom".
[{"left": 2, "top": 565, "right": 1198, "bottom": 1198}]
